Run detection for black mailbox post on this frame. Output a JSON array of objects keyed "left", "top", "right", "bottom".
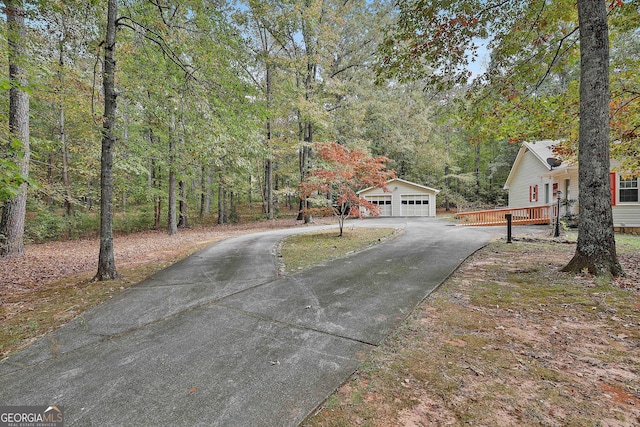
[{"left": 505, "top": 213, "right": 512, "bottom": 243}]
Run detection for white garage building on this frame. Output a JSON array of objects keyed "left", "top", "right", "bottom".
[{"left": 358, "top": 178, "right": 440, "bottom": 217}]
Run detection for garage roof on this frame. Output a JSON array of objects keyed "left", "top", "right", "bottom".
[{"left": 358, "top": 178, "right": 440, "bottom": 195}]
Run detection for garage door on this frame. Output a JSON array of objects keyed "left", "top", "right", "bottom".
[
  {"left": 400, "top": 194, "right": 430, "bottom": 216},
  {"left": 366, "top": 195, "right": 392, "bottom": 216}
]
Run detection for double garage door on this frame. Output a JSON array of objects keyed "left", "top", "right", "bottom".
[{"left": 400, "top": 194, "right": 430, "bottom": 216}]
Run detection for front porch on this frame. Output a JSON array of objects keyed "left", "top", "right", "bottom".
[{"left": 455, "top": 205, "right": 554, "bottom": 226}]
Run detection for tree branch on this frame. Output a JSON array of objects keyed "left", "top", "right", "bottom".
[
  {"left": 330, "top": 63, "right": 360, "bottom": 78},
  {"left": 116, "top": 16, "right": 197, "bottom": 82},
  {"left": 532, "top": 26, "right": 580, "bottom": 93},
  {"left": 474, "top": 0, "right": 516, "bottom": 20}
]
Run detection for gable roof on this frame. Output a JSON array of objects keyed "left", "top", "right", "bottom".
[
  {"left": 530, "top": 140, "right": 560, "bottom": 162},
  {"left": 504, "top": 140, "right": 568, "bottom": 189},
  {"left": 358, "top": 178, "right": 440, "bottom": 195}
]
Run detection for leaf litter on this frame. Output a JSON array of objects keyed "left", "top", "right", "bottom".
[{"left": 304, "top": 235, "right": 640, "bottom": 427}]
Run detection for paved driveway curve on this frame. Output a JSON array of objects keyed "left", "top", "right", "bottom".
[{"left": 1, "top": 218, "right": 501, "bottom": 426}]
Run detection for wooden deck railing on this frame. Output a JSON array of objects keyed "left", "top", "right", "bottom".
[{"left": 455, "top": 205, "right": 553, "bottom": 226}]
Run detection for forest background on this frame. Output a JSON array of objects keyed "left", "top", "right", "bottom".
[{"left": 0, "top": 0, "right": 637, "bottom": 254}]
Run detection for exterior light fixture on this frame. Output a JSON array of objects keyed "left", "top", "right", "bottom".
[{"left": 554, "top": 189, "right": 562, "bottom": 237}]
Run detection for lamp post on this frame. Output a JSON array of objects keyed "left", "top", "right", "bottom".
[{"left": 554, "top": 189, "right": 562, "bottom": 237}]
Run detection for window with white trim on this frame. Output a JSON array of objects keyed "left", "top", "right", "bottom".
[
  {"left": 619, "top": 177, "right": 639, "bottom": 203},
  {"left": 529, "top": 185, "right": 538, "bottom": 202}
]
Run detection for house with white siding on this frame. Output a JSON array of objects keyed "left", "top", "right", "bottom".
[{"left": 504, "top": 140, "right": 640, "bottom": 232}]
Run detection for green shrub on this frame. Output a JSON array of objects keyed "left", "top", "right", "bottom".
[
  {"left": 114, "top": 209, "right": 154, "bottom": 234},
  {"left": 67, "top": 211, "right": 100, "bottom": 239},
  {"left": 26, "top": 209, "right": 66, "bottom": 242},
  {"left": 25, "top": 206, "right": 160, "bottom": 243}
]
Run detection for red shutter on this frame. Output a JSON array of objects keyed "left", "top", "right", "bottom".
[
  {"left": 610, "top": 172, "right": 616, "bottom": 206},
  {"left": 529, "top": 186, "right": 533, "bottom": 202}
]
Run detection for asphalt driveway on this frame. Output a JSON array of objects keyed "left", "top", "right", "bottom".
[{"left": 1, "top": 218, "right": 510, "bottom": 426}]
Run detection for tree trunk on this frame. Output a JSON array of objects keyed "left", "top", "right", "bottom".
[
  {"left": 230, "top": 190, "right": 237, "bottom": 223},
  {"left": 54, "top": 3, "right": 72, "bottom": 217},
  {"left": 296, "top": 14, "right": 317, "bottom": 224},
  {"left": 474, "top": 143, "right": 481, "bottom": 202},
  {"left": 205, "top": 173, "right": 212, "bottom": 215},
  {"left": 298, "top": 141, "right": 313, "bottom": 223},
  {"left": 562, "top": 0, "right": 623, "bottom": 277},
  {"left": 265, "top": 59, "right": 275, "bottom": 219},
  {"left": 0, "top": 0, "right": 30, "bottom": 258},
  {"left": 444, "top": 131, "right": 451, "bottom": 211},
  {"left": 247, "top": 175, "right": 252, "bottom": 209},
  {"left": 148, "top": 121, "right": 162, "bottom": 229},
  {"left": 121, "top": 102, "right": 129, "bottom": 215},
  {"left": 223, "top": 189, "right": 228, "bottom": 223},
  {"left": 178, "top": 179, "right": 188, "bottom": 228},
  {"left": 264, "top": 158, "right": 273, "bottom": 218},
  {"left": 167, "top": 113, "right": 177, "bottom": 235},
  {"left": 94, "top": 0, "right": 118, "bottom": 280},
  {"left": 46, "top": 152, "right": 53, "bottom": 206},
  {"left": 61, "top": 102, "right": 72, "bottom": 216},
  {"left": 177, "top": 113, "right": 187, "bottom": 228},
  {"left": 200, "top": 165, "right": 206, "bottom": 219},
  {"left": 217, "top": 172, "right": 224, "bottom": 224},
  {"left": 274, "top": 170, "right": 280, "bottom": 216}
]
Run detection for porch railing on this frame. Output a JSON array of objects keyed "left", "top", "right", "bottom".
[{"left": 455, "top": 205, "right": 553, "bottom": 226}]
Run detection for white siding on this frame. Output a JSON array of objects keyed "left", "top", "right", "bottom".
[
  {"left": 613, "top": 205, "right": 640, "bottom": 227},
  {"left": 507, "top": 147, "right": 580, "bottom": 213},
  {"left": 508, "top": 149, "right": 553, "bottom": 208}
]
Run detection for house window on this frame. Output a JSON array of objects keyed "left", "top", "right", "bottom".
[
  {"left": 619, "top": 177, "right": 639, "bottom": 203},
  {"left": 529, "top": 185, "right": 539, "bottom": 202}
]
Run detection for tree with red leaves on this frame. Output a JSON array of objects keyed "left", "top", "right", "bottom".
[{"left": 299, "top": 142, "right": 396, "bottom": 236}]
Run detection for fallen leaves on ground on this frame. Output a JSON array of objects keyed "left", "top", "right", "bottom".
[
  {"left": 0, "top": 219, "right": 332, "bottom": 357},
  {"left": 1, "top": 219, "right": 304, "bottom": 296},
  {"left": 305, "top": 237, "right": 640, "bottom": 427}
]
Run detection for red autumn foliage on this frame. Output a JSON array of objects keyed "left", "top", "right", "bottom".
[{"left": 299, "top": 142, "right": 396, "bottom": 235}]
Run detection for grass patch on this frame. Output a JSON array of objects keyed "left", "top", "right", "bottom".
[
  {"left": 280, "top": 227, "right": 397, "bottom": 274},
  {"left": 616, "top": 233, "right": 640, "bottom": 254}
]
